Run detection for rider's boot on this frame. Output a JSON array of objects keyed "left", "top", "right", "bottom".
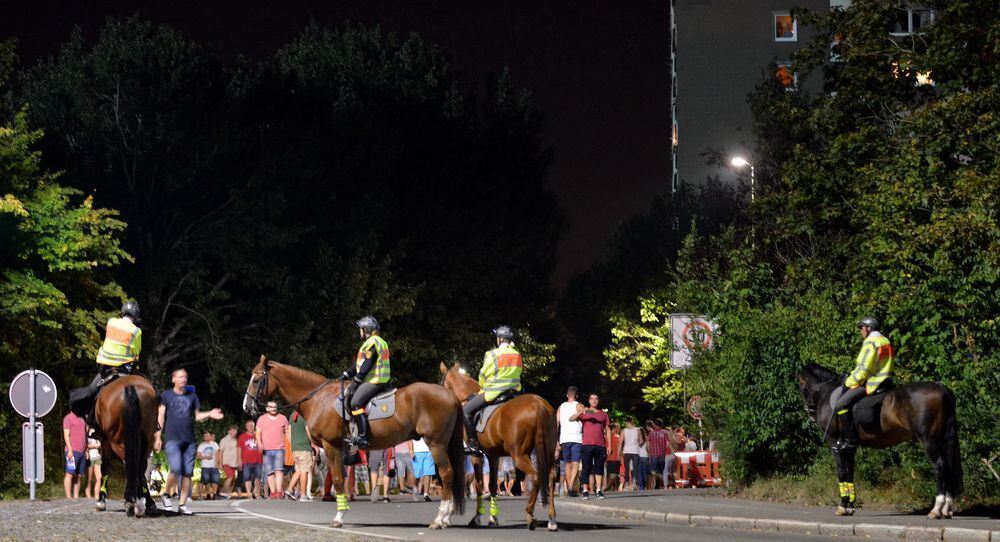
[
  {"left": 351, "top": 410, "right": 370, "bottom": 450},
  {"left": 835, "top": 411, "right": 859, "bottom": 450},
  {"left": 463, "top": 413, "right": 483, "bottom": 455}
]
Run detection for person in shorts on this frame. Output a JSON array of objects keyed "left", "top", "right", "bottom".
[
  {"left": 238, "top": 420, "right": 263, "bottom": 498},
  {"left": 218, "top": 425, "right": 241, "bottom": 498},
  {"left": 393, "top": 440, "right": 414, "bottom": 494},
  {"left": 256, "top": 401, "right": 289, "bottom": 499},
  {"left": 197, "top": 431, "right": 220, "bottom": 499},
  {"left": 287, "top": 411, "right": 315, "bottom": 501},
  {"left": 154, "top": 368, "right": 224, "bottom": 514},
  {"left": 63, "top": 410, "right": 87, "bottom": 499},
  {"left": 557, "top": 386, "right": 583, "bottom": 496},
  {"left": 412, "top": 438, "right": 434, "bottom": 501}
]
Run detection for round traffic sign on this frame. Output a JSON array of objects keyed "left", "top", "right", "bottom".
[
  {"left": 687, "top": 395, "right": 703, "bottom": 420},
  {"left": 9, "top": 369, "right": 58, "bottom": 418}
]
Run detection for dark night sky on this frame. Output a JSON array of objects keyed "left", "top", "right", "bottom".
[{"left": 2, "top": 1, "right": 671, "bottom": 289}]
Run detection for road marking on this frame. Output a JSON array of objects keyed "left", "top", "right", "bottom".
[{"left": 229, "top": 500, "right": 407, "bottom": 540}]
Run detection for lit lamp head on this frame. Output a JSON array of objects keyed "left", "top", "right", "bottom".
[{"left": 731, "top": 156, "right": 750, "bottom": 168}]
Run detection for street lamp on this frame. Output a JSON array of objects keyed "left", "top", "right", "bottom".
[{"left": 730, "top": 156, "right": 755, "bottom": 202}]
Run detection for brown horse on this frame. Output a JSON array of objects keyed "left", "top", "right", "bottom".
[
  {"left": 439, "top": 362, "right": 558, "bottom": 531},
  {"left": 796, "top": 363, "right": 962, "bottom": 518},
  {"left": 92, "top": 375, "right": 160, "bottom": 517},
  {"left": 242, "top": 356, "right": 466, "bottom": 528}
]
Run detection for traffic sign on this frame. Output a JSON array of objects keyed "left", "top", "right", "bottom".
[
  {"left": 9, "top": 369, "right": 57, "bottom": 418},
  {"left": 687, "top": 395, "right": 703, "bottom": 420},
  {"left": 22, "top": 423, "right": 44, "bottom": 484}
]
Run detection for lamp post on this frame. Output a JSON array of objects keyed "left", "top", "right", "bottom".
[
  {"left": 730, "top": 156, "right": 755, "bottom": 202},
  {"left": 731, "top": 156, "right": 756, "bottom": 249}
]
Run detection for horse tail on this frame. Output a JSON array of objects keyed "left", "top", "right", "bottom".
[
  {"left": 942, "top": 385, "right": 963, "bottom": 498},
  {"left": 123, "top": 385, "right": 145, "bottom": 503},
  {"left": 534, "top": 402, "right": 556, "bottom": 506},
  {"left": 447, "top": 404, "right": 466, "bottom": 515}
]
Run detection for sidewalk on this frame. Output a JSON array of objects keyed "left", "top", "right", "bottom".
[{"left": 555, "top": 489, "right": 999, "bottom": 541}]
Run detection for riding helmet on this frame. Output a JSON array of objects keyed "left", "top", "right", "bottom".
[
  {"left": 121, "top": 300, "right": 140, "bottom": 320},
  {"left": 356, "top": 315, "right": 379, "bottom": 331},
  {"left": 493, "top": 325, "right": 514, "bottom": 340},
  {"left": 858, "top": 316, "right": 879, "bottom": 330}
]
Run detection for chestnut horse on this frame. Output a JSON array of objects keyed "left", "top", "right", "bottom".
[
  {"left": 243, "top": 356, "right": 465, "bottom": 528},
  {"left": 796, "top": 363, "right": 962, "bottom": 518},
  {"left": 92, "top": 375, "right": 160, "bottom": 517},
  {"left": 439, "top": 362, "right": 558, "bottom": 531}
]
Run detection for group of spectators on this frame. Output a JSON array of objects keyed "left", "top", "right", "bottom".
[{"left": 556, "top": 386, "right": 699, "bottom": 498}]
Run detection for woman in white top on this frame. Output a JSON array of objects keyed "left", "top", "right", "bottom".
[
  {"left": 621, "top": 419, "right": 643, "bottom": 490},
  {"left": 86, "top": 429, "right": 102, "bottom": 500},
  {"left": 638, "top": 438, "right": 650, "bottom": 490}
]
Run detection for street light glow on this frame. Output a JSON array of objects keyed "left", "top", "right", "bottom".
[{"left": 731, "top": 156, "right": 750, "bottom": 168}]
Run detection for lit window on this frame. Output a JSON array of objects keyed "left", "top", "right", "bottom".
[
  {"left": 775, "top": 63, "right": 797, "bottom": 90},
  {"left": 890, "top": 7, "right": 935, "bottom": 36},
  {"left": 774, "top": 12, "right": 797, "bottom": 42}
]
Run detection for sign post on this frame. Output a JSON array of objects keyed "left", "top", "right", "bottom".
[{"left": 9, "top": 369, "right": 57, "bottom": 500}]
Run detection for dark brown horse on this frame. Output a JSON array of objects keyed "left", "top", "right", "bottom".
[
  {"left": 439, "top": 362, "right": 558, "bottom": 531},
  {"left": 795, "top": 363, "right": 962, "bottom": 518},
  {"left": 243, "top": 356, "right": 465, "bottom": 528},
  {"left": 92, "top": 375, "right": 160, "bottom": 517}
]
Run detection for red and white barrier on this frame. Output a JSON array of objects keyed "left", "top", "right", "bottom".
[{"left": 672, "top": 451, "right": 722, "bottom": 488}]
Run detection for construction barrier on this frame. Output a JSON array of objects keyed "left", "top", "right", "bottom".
[{"left": 672, "top": 451, "right": 721, "bottom": 488}]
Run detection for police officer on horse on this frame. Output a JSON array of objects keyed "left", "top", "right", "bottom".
[
  {"left": 340, "top": 316, "right": 391, "bottom": 449},
  {"left": 463, "top": 326, "right": 523, "bottom": 454},
  {"left": 832, "top": 316, "right": 895, "bottom": 450}
]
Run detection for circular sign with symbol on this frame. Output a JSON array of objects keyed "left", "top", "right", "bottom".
[
  {"left": 681, "top": 321, "right": 714, "bottom": 350},
  {"left": 687, "top": 395, "right": 703, "bottom": 420},
  {"left": 9, "top": 370, "right": 58, "bottom": 418}
]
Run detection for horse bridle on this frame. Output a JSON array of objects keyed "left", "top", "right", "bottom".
[{"left": 244, "top": 362, "right": 337, "bottom": 415}]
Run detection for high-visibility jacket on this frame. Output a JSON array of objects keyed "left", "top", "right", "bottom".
[
  {"left": 356, "top": 335, "right": 391, "bottom": 385},
  {"left": 96, "top": 317, "right": 142, "bottom": 367},
  {"left": 845, "top": 331, "right": 894, "bottom": 394},
  {"left": 478, "top": 342, "right": 523, "bottom": 401}
]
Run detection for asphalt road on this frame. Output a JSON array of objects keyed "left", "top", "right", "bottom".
[{"left": 198, "top": 495, "right": 848, "bottom": 541}]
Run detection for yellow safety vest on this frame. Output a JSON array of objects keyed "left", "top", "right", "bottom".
[
  {"left": 356, "top": 335, "right": 390, "bottom": 385},
  {"left": 478, "top": 343, "right": 523, "bottom": 401},
  {"left": 96, "top": 317, "right": 142, "bottom": 367},
  {"left": 845, "top": 333, "right": 894, "bottom": 394}
]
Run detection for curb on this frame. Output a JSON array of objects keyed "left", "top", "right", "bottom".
[{"left": 556, "top": 501, "right": 995, "bottom": 542}]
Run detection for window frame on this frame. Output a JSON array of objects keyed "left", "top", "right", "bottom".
[
  {"left": 773, "top": 11, "right": 798, "bottom": 42},
  {"left": 889, "top": 7, "right": 935, "bottom": 36}
]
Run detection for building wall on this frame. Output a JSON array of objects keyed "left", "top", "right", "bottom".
[{"left": 673, "top": 0, "right": 830, "bottom": 190}]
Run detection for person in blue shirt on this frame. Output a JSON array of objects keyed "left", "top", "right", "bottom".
[{"left": 154, "top": 368, "right": 223, "bottom": 515}]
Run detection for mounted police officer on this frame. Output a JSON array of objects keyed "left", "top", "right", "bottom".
[
  {"left": 340, "top": 316, "right": 390, "bottom": 450},
  {"left": 93, "top": 301, "right": 142, "bottom": 386},
  {"left": 833, "top": 316, "right": 895, "bottom": 450},
  {"left": 463, "top": 325, "right": 523, "bottom": 454}
]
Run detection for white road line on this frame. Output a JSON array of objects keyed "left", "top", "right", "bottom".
[{"left": 229, "top": 500, "right": 407, "bottom": 541}]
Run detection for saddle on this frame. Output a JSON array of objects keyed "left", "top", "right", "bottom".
[
  {"left": 333, "top": 388, "right": 397, "bottom": 421},
  {"left": 829, "top": 380, "right": 894, "bottom": 433},
  {"left": 474, "top": 390, "right": 519, "bottom": 433}
]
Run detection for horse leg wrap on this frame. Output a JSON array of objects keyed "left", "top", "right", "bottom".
[
  {"left": 477, "top": 496, "right": 487, "bottom": 516},
  {"left": 838, "top": 482, "right": 856, "bottom": 505},
  {"left": 489, "top": 496, "right": 499, "bottom": 517},
  {"left": 336, "top": 493, "right": 350, "bottom": 511}
]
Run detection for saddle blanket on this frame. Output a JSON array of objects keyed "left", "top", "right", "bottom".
[
  {"left": 334, "top": 388, "right": 397, "bottom": 421},
  {"left": 475, "top": 403, "right": 503, "bottom": 433}
]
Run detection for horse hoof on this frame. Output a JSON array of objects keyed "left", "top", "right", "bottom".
[
  {"left": 125, "top": 503, "right": 135, "bottom": 517},
  {"left": 835, "top": 506, "right": 855, "bottom": 516},
  {"left": 548, "top": 520, "right": 559, "bottom": 532},
  {"left": 528, "top": 518, "right": 537, "bottom": 530},
  {"left": 95, "top": 501, "right": 106, "bottom": 512},
  {"left": 489, "top": 516, "right": 499, "bottom": 527},
  {"left": 469, "top": 516, "right": 481, "bottom": 528},
  {"left": 430, "top": 522, "right": 443, "bottom": 530},
  {"left": 944, "top": 511, "right": 953, "bottom": 519},
  {"left": 331, "top": 520, "right": 343, "bottom": 528},
  {"left": 135, "top": 501, "right": 146, "bottom": 518},
  {"left": 927, "top": 511, "right": 942, "bottom": 520}
]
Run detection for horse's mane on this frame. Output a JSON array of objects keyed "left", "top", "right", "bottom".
[{"left": 801, "top": 362, "right": 839, "bottom": 383}]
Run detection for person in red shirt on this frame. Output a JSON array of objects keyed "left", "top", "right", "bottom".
[
  {"left": 645, "top": 420, "right": 669, "bottom": 489},
  {"left": 63, "top": 411, "right": 87, "bottom": 499},
  {"left": 237, "top": 420, "right": 263, "bottom": 498},
  {"left": 570, "top": 393, "right": 610, "bottom": 500}
]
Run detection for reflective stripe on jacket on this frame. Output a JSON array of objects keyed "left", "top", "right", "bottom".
[
  {"left": 845, "top": 332, "right": 894, "bottom": 394},
  {"left": 478, "top": 343, "right": 523, "bottom": 401},
  {"left": 356, "top": 335, "right": 390, "bottom": 384},
  {"left": 96, "top": 317, "right": 142, "bottom": 367}
]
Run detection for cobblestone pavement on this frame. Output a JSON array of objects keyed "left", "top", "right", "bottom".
[{"left": 0, "top": 498, "right": 375, "bottom": 541}]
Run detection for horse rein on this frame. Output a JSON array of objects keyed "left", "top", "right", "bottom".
[{"left": 245, "top": 365, "right": 337, "bottom": 413}]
